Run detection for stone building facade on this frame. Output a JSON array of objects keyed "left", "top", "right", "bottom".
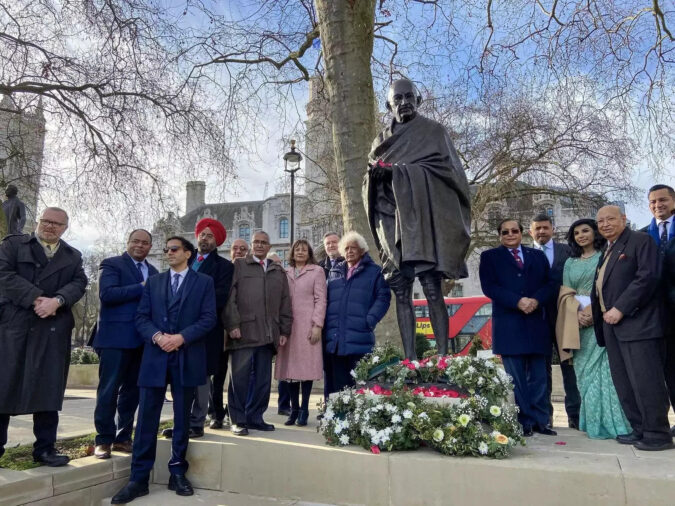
[{"left": 147, "top": 181, "right": 321, "bottom": 270}]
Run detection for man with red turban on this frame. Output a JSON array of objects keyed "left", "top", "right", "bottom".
[{"left": 162, "top": 218, "right": 234, "bottom": 439}]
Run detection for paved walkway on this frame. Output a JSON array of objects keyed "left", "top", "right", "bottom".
[{"left": 5, "top": 388, "right": 674, "bottom": 448}]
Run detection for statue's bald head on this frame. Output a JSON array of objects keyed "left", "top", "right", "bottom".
[
  {"left": 387, "top": 79, "right": 422, "bottom": 124},
  {"left": 596, "top": 205, "right": 626, "bottom": 242}
]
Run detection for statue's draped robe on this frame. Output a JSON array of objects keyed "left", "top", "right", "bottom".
[{"left": 363, "top": 115, "right": 471, "bottom": 280}]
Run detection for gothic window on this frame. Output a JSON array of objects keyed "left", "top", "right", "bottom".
[
  {"left": 546, "top": 207, "right": 554, "bottom": 217},
  {"left": 239, "top": 224, "right": 251, "bottom": 243},
  {"left": 279, "top": 217, "right": 289, "bottom": 239}
]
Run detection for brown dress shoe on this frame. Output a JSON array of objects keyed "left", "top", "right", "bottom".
[
  {"left": 112, "top": 441, "right": 133, "bottom": 453},
  {"left": 94, "top": 444, "right": 111, "bottom": 459}
]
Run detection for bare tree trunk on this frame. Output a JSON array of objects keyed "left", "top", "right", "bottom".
[{"left": 315, "top": 0, "right": 398, "bottom": 345}]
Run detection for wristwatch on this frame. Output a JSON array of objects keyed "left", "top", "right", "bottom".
[{"left": 55, "top": 295, "right": 66, "bottom": 307}]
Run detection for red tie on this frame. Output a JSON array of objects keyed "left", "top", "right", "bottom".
[
  {"left": 198, "top": 255, "right": 204, "bottom": 262},
  {"left": 260, "top": 259, "right": 265, "bottom": 268},
  {"left": 511, "top": 249, "right": 524, "bottom": 269}
]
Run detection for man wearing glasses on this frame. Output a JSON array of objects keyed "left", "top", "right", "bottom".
[
  {"left": 0, "top": 207, "right": 88, "bottom": 466},
  {"left": 112, "top": 236, "right": 216, "bottom": 503},
  {"left": 479, "top": 218, "right": 557, "bottom": 437},
  {"left": 223, "top": 231, "right": 292, "bottom": 436},
  {"left": 92, "top": 229, "right": 158, "bottom": 460}
]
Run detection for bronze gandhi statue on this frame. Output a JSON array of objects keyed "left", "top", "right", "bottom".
[{"left": 364, "top": 79, "right": 472, "bottom": 358}]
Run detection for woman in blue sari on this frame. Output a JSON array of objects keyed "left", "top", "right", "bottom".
[{"left": 562, "top": 219, "right": 630, "bottom": 439}]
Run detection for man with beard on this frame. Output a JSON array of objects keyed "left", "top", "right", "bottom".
[
  {"left": 364, "top": 78, "right": 471, "bottom": 359},
  {"left": 529, "top": 214, "right": 581, "bottom": 429},
  {"left": 0, "top": 207, "right": 87, "bottom": 465}
]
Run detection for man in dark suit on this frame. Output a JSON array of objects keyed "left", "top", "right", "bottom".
[
  {"left": 592, "top": 205, "right": 673, "bottom": 451},
  {"left": 0, "top": 207, "right": 87, "bottom": 466},
  {"left": 223, "top": 231, "right": 292, "bottom": 436},
  {"left": 529, "top": 214, "right": 581, "bottom": 429},
  {"left": 162, "top": 218, "right": 233, "bottom": 436},
  {"left": 317, "top": 232, "right": 344, "bottom": 405},
  {"left": 641, "top": 184, "right": 675, "bottom": 437},
  {"left": 93, "top": 229, "right": 158, "bottom": 459},
  {"left": 111, "top": 236, "right": 216, "bottom": 503},
  {"left": 479, "top": 218, "right": 557, "bottom": 436}
]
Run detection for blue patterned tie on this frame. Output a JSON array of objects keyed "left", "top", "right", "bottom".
[
  {"left": 136, "top": 262, "right": 144, "bottom": 280},
  {"left": 171, "top": 273, "right": 180, "bottom": 296},
  {"left": 660, "top": 221, "right": 668, "bottom": 252}
]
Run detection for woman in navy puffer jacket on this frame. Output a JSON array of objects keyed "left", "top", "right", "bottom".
[{"left": 324, "top": 231, "right": 391, "bottom": 394}]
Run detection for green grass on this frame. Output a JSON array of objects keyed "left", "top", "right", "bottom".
[{"left": 0, "top": 420, "right": 174, "bottom": 471}]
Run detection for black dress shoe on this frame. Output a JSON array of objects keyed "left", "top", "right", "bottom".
[
  {"left": 248, "top": 421, "right": 275, "bottom": 431},
  {"left": 111, "top": 481, "right": 149, "bottom": 504},
  {"left": 534, "top": 425, "right": 557, "bottom": 436},
  {"left": 168, "top": 474, "right": 194, "bottom": 496},
  {"left": 296, "top": 409, "right": 309, "bottom": 427},
  {"left": 568, "top": 418, "right": 580, "bottom": 430},
  {"left": 277, "top": 408, "right": 291, "bottom": 416},
  {"left": 616, "top": 432, "right": 642, "bottom": 445},
  {"left": 523, "top": 427, "right": 534, "bottom": 437},
  {"left": 209, "top": 419, "right": 223, "bottom": 429},
  {"left": 284, "top": 410, "right": 299, "bottom": 426},
  {"left": 162, "top": 427, "right": 174, "bottom": 438},
  {"left": 189, "top": 428, "right": 204, "bottom": 438},
  {"left": 231, "top": 424, "right": 249, "bottom": 436},
  {"left": 634, "top": 439, "right": 675, "bottom": 452},
  {"left": 33, "top": 449, "right": 70, "bottom": 467}
]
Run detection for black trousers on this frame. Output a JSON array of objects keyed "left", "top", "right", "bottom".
[
  {"left": 228, "top": 345, "right": 273, "bottom": 426},
  {"left": 603, "top": 323, "right": 672, "bottom": 442},
  {"left": 94, "top": 347, "right": 143, "bottom": 445},
  {"left": 209, "top": 351, "right": 229, "bottom": 422},
  {"left": 0, "top": 411, "right": 59, "bottom": 458},
  {"left": 665, "top": 327, "right": 675, "bottom": 414},
  {"left": 277, "top": 380, "right": 291, "bottom": 411},
  {"left": 326, "top": 353, "right": 365, "bottom": 395}
]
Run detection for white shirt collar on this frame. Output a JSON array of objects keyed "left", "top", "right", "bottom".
[
  {"left": 169, "top": 267, "right": 189, "bottom": 277},
  {"left": 657, "top": 218, "right": 672, "bottom": 226}
]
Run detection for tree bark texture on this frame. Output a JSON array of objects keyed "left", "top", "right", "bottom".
[{"left": 315, "top": 0, "right": 399, "bottom": 345}]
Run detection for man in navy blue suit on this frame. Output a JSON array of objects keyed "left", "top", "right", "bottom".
[
  {"left": 93, "top": 229, "right": 158, "bottom": 459},
  {"left": 111, "top": 236, "right": 216, "bottom": 504},
  {"left": 641, "top": 184, "right": 675, "bottom": 437},
  {"left": 479, "top": 218, "right": 557, "bottom": 437},
  {"left": 161, "top": 218, "right": 233, "bottom": 436}
]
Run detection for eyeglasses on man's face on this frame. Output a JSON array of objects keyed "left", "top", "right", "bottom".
[
  {"left": 39, "top": 219, "right": 67, "bottom": 228},
  {"left": 500, "top": 229, "right": 521, "bottom": 236},
  {"left": 163, "top": 246, "right": 183, "bottom": 253},
  {"left": 252, "top": 240, "right": 269, "bottom": 246},
  {"left": 129, "top": 239, "right": 151, "bottom": 246}
]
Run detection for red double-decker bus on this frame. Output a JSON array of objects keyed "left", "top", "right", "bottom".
[{"left": 414, "top": 296, "right": 492, "bottom": 355}]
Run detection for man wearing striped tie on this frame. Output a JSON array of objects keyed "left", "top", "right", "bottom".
[{"left": 479, "top": 218, "right": 557, "bottom": 437}]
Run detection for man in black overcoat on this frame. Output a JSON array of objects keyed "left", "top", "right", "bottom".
[
  {"left": 591, "top": 205, "right": 673, "bottom": 451},
  {"left": 0, "top": 207, "right": 88, "bottom": 465}
]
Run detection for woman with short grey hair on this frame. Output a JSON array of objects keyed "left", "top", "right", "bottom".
[{"left": 324, "top": 231, "right": 390, "bottom": 394}]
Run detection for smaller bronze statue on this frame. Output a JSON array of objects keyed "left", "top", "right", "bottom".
[
  {"left": 2, "top": 184, "right": 27, "bottom": 235},
  {"left": 363, "top": 79, "right": 472, "bottom": 359}
]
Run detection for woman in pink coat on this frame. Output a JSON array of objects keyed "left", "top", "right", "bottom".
[{"left": 275, "top": 239, "right": 327, "bottom": 426}]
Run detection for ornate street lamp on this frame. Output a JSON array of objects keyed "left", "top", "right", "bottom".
[{"left": 283, "top": 139, "right": 302, "bottom": 246}]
